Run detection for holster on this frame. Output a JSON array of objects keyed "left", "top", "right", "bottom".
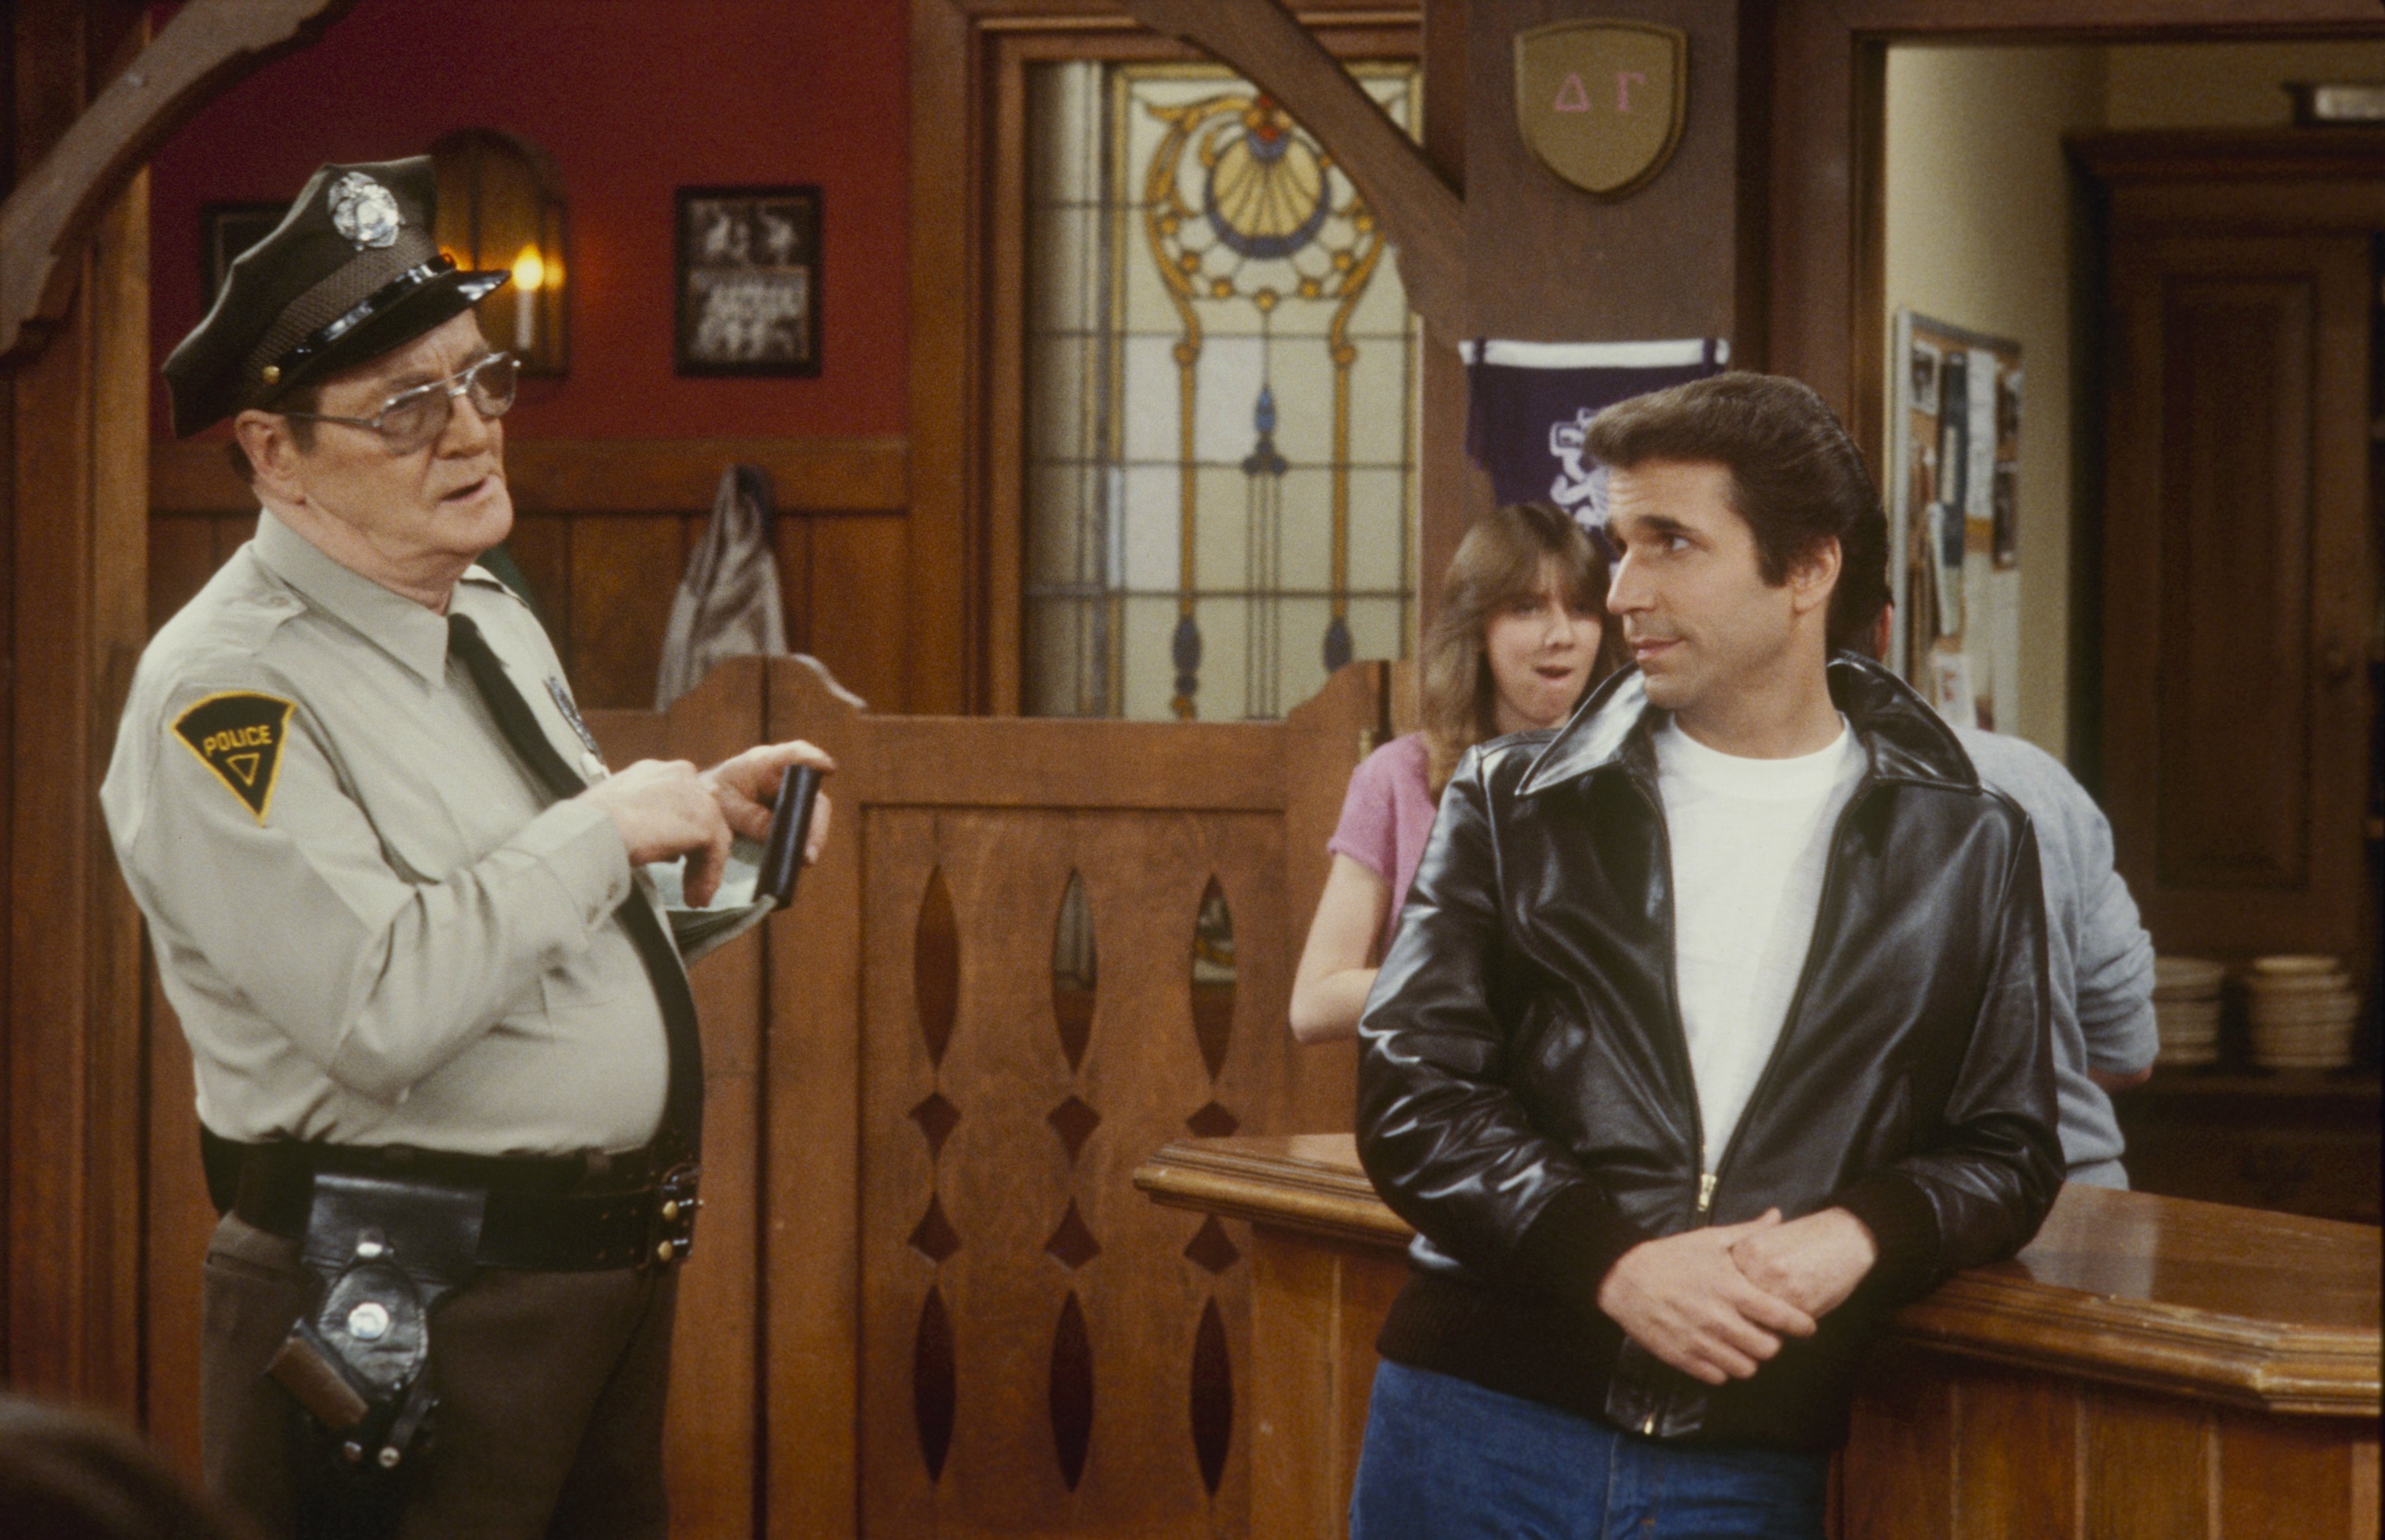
[{"left": 267, "top": 1173, "right": 485, "bottom": 1538}]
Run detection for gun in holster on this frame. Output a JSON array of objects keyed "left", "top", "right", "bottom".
[{"left": 266, "top": 1173, "right": 485, "bottom": 1481}]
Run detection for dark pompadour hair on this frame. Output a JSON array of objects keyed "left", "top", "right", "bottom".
[{"left": 1584, "top": 372, "right": 1889, "bottom": 653}]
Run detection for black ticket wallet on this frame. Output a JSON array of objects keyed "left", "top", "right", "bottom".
[{"left": 757, "top": 765, "right": 822, "bottom": 908}]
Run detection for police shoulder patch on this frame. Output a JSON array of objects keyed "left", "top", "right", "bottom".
[{"left": 172, "top": 691, "right": 295, "bottom": 822}]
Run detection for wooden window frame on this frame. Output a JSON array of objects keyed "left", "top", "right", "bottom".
[{"left": 908, "top": 1, "right": 1421, "bottom": 716}]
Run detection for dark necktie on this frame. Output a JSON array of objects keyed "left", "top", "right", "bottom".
[{"left": 447, "top": 612, "right": 704, "bottom": 1158}]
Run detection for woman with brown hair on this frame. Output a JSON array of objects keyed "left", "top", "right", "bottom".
[{"left": 1289, "top": 501, "right": 1626, "bottom": 1043}]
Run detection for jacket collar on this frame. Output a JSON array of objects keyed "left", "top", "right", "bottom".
[{"left": 1515, "top": 650, "right": 1980, "bottom": 797}]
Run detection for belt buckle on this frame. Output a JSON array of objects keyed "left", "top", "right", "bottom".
[{"left": 643, "top": 1161, "right": 702, "bottom": 1271}]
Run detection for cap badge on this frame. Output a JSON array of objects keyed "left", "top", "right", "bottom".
[{"left": 328, "top": 172, "right": 403, "bottom": 250}]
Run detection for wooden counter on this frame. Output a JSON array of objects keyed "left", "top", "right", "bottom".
[{"left": 1136, "top": 1135, "right": 2382, "bottom": 1540}]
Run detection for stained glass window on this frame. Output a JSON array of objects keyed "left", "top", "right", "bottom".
[{"left": 1025, "top": 62, "right": 1419, "bottom": 719}]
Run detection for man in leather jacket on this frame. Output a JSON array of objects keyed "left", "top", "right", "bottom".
[{"left": 1352, "top": 373, "right": 2062, "bottom": 1538}]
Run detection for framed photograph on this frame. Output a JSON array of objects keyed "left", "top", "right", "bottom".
[
  {"left": 674, "top": 185, "right": 821, "bottom": 376},
  {"left": 201, "top": 201, "right": 287, "bottom": 303}
]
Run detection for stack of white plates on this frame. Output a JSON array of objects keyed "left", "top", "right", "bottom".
[
  {"left": 2244, "top": 955, "right": 2360, "bottom": 1071},
  {"left": 2152, "top": 956, "right": 2225, "bottom": 1067}
]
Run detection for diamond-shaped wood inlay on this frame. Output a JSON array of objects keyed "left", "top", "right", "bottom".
[
  {"left": 1185, "top": 1100, "right": 1240, "bottom": 1139},
  {"left": 1047, "top": 1095, "right": 1100, "bottom": 1165},
  {"left": 911, "top": 1092, "right": 961, "bottom": 1162},
  {"left": 1183, "top": 1214, "right": 1241, "bottom": 1275},
  {"left": 1044, "top": 1198, "right": 1101, "bottom": 1271},
  {"left": 909, "top": 1193, "right": 961, "bottom": 1265}
]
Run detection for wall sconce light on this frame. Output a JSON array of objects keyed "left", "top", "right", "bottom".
[{"left": 429, "top": 128, "right": 567, "bottom": 375}]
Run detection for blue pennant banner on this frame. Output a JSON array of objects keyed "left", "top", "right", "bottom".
[{"left": 1462, "top": 338, "right": 1730, "bottom": 523}]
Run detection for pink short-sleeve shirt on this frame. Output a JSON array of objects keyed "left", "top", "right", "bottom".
[{"left": 1326, "top": 732, "right": 1441, "bottom": 958}]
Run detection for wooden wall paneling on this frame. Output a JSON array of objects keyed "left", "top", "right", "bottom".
[
  {"left": 568, "top": 513, "right": 688, "bottom": 710},
  {"left": 2215, "top": 1408, "right": 2374, "bottom": 1539},
  {"left": 908, "top": 0, "right": 979, "bottom": 715},
  {"left": 1463, "top": 0, "right": 1746, "bottom": 346},
  {"left": 1837, "top": 1343, "right": 1955, "bottom": 1540},
  {"left": 5, "top": 0, "right": 150, "bottom": 1408},
  {"left": 146, "top": 513, "right": 213, "bottom": 637},
  {"left": 982, "top": 33, "right": 1032, "bottom": 715},
  {"left": 140, "top": 970, "right": 208, "bottom": 1478},
  {"left": 1244, "top": 1227, "right": 1404, "bottom": 1539},
  {"left": 762, "top": 657, "right": 869, "bottom": 1539},
  {"left": 635, "top": 658, "right": 770, "bottom": 1539},
  {"left": 2083, "top": 1391, "right": 2215, "bottom": 1539},
  {"left": 1398, "top": 0, "right": 1456, "bottom": 628},
  {"left": 807, "top": 513, "right": 912, "bottom": 714},
  {"left": 772, "top": 503, "right": 814, "bottom": 656},
  {"left": 497, "top": 509, "right": 572, "bottom": 649},
  {"left": 84, "top": 150, "right": 149, "bottom": 1421},
  {"left": 1946, "top": 1367, "right": 2080, "bottom": 1538}
]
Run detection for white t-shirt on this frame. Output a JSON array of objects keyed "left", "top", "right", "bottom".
[{"left": 1653, "top": 715, "right": 1866, "bottom": 1170}]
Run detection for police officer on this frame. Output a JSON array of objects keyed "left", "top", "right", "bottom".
[{"left": 101, "top": 157, "right": 831, "bottom": 1540}]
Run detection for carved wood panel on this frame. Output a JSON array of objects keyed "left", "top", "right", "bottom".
[{"left": 859, "top": 806, "right": 1295, "bottom": 1537}]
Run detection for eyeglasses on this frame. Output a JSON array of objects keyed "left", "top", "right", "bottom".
[{"left": 282, "top": 352, "right": 519, "bottom": 455}]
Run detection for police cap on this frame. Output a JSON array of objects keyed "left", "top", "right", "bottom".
[{"left": 161, "top": 156, "right": 509, "bottom": 438}]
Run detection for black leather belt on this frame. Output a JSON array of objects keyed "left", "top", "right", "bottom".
[{"left": 207, "top": 1131, "right": 700, "bottom": 1273}]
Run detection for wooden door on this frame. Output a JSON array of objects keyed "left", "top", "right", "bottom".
[{"left": 2094, "top": 148, "right": 2376, "bottom": 979}]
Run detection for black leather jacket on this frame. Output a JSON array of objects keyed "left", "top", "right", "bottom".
[{"left": 1357, "top": 654, "right": 2062, "bottom": 1450}]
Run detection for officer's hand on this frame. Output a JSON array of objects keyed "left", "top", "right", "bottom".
[
  {"left": 1727, "top": 1207, "right": 1876, "bottom": 1321},
  {"left": 700, "top": 740, "right": 837, "bottom": 864},
  {"left": 581, "top": 759, "right": 734, "bottom": 905},
  {"left": 1595, "top": 1211, "right": 1819, "bottom": 1386}
]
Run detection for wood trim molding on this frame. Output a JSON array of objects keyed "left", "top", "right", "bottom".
[
  {"left": 1138, "top": 1135, "right": 2384, "bottom": 1418},
  {"left": 1136, "top": 1135, "right": 1414, "bottom": 1247},
  {"left": 1124, "top": 0, "right": 1461, "bottom": 334},
  {"left": 0, "top": 0, "right": 356, "bottom": 361},
  {"left": 148, "top": 434, "right": 909, "bottom": 516}
]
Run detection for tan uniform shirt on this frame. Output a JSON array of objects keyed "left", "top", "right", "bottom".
[{"left": 102, "top": 510, "right": 669, "bottom": 1155}]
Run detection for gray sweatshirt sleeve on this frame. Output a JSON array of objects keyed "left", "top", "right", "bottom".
[{"left": 2067, "top": 782, "right": 2158, "bottom": 1075}]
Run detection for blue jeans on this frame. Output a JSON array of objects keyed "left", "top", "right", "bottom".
[{"left": 1350, "top": 1361, "right": 1827, "bottom": 1540}]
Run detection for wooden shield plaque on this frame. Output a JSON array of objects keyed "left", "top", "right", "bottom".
[{"left": 1513, "top": 21, "right": 1687, "bottom": 198}]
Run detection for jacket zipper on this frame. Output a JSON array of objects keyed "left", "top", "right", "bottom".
[
  {"left": 1623, "top": 762, "right": 1707, "bottom": 1439},
  {"left": 1634, "top": 766, "right": 1874, "bottom": 1437},
  {"left": 1702, "top": 769, "right": 1878, "bottom": 1204}
]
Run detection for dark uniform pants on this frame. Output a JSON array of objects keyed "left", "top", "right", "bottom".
[{"left": 201, "top": 1211, "right": 676, "bottom": 1540}]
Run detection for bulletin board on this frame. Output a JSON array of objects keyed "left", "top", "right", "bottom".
[{"left": 1887, "top": 310, "right": 2022, "bottom": 731}]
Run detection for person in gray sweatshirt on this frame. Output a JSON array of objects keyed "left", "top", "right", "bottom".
[{"left": 1952, "top": 724, "right": 2157, "bottom": 1186}]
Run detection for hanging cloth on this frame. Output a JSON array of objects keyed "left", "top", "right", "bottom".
[
  {"left": 1462, "top": 338, "right": 1730, "bottom": 525},
  {"left": 655, "top": 464, "right": 790, "bottom": 710}
]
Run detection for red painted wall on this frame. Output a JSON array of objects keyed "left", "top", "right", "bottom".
[{"left": 148, "top": 0, "right": 908, "bottom": 443}]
